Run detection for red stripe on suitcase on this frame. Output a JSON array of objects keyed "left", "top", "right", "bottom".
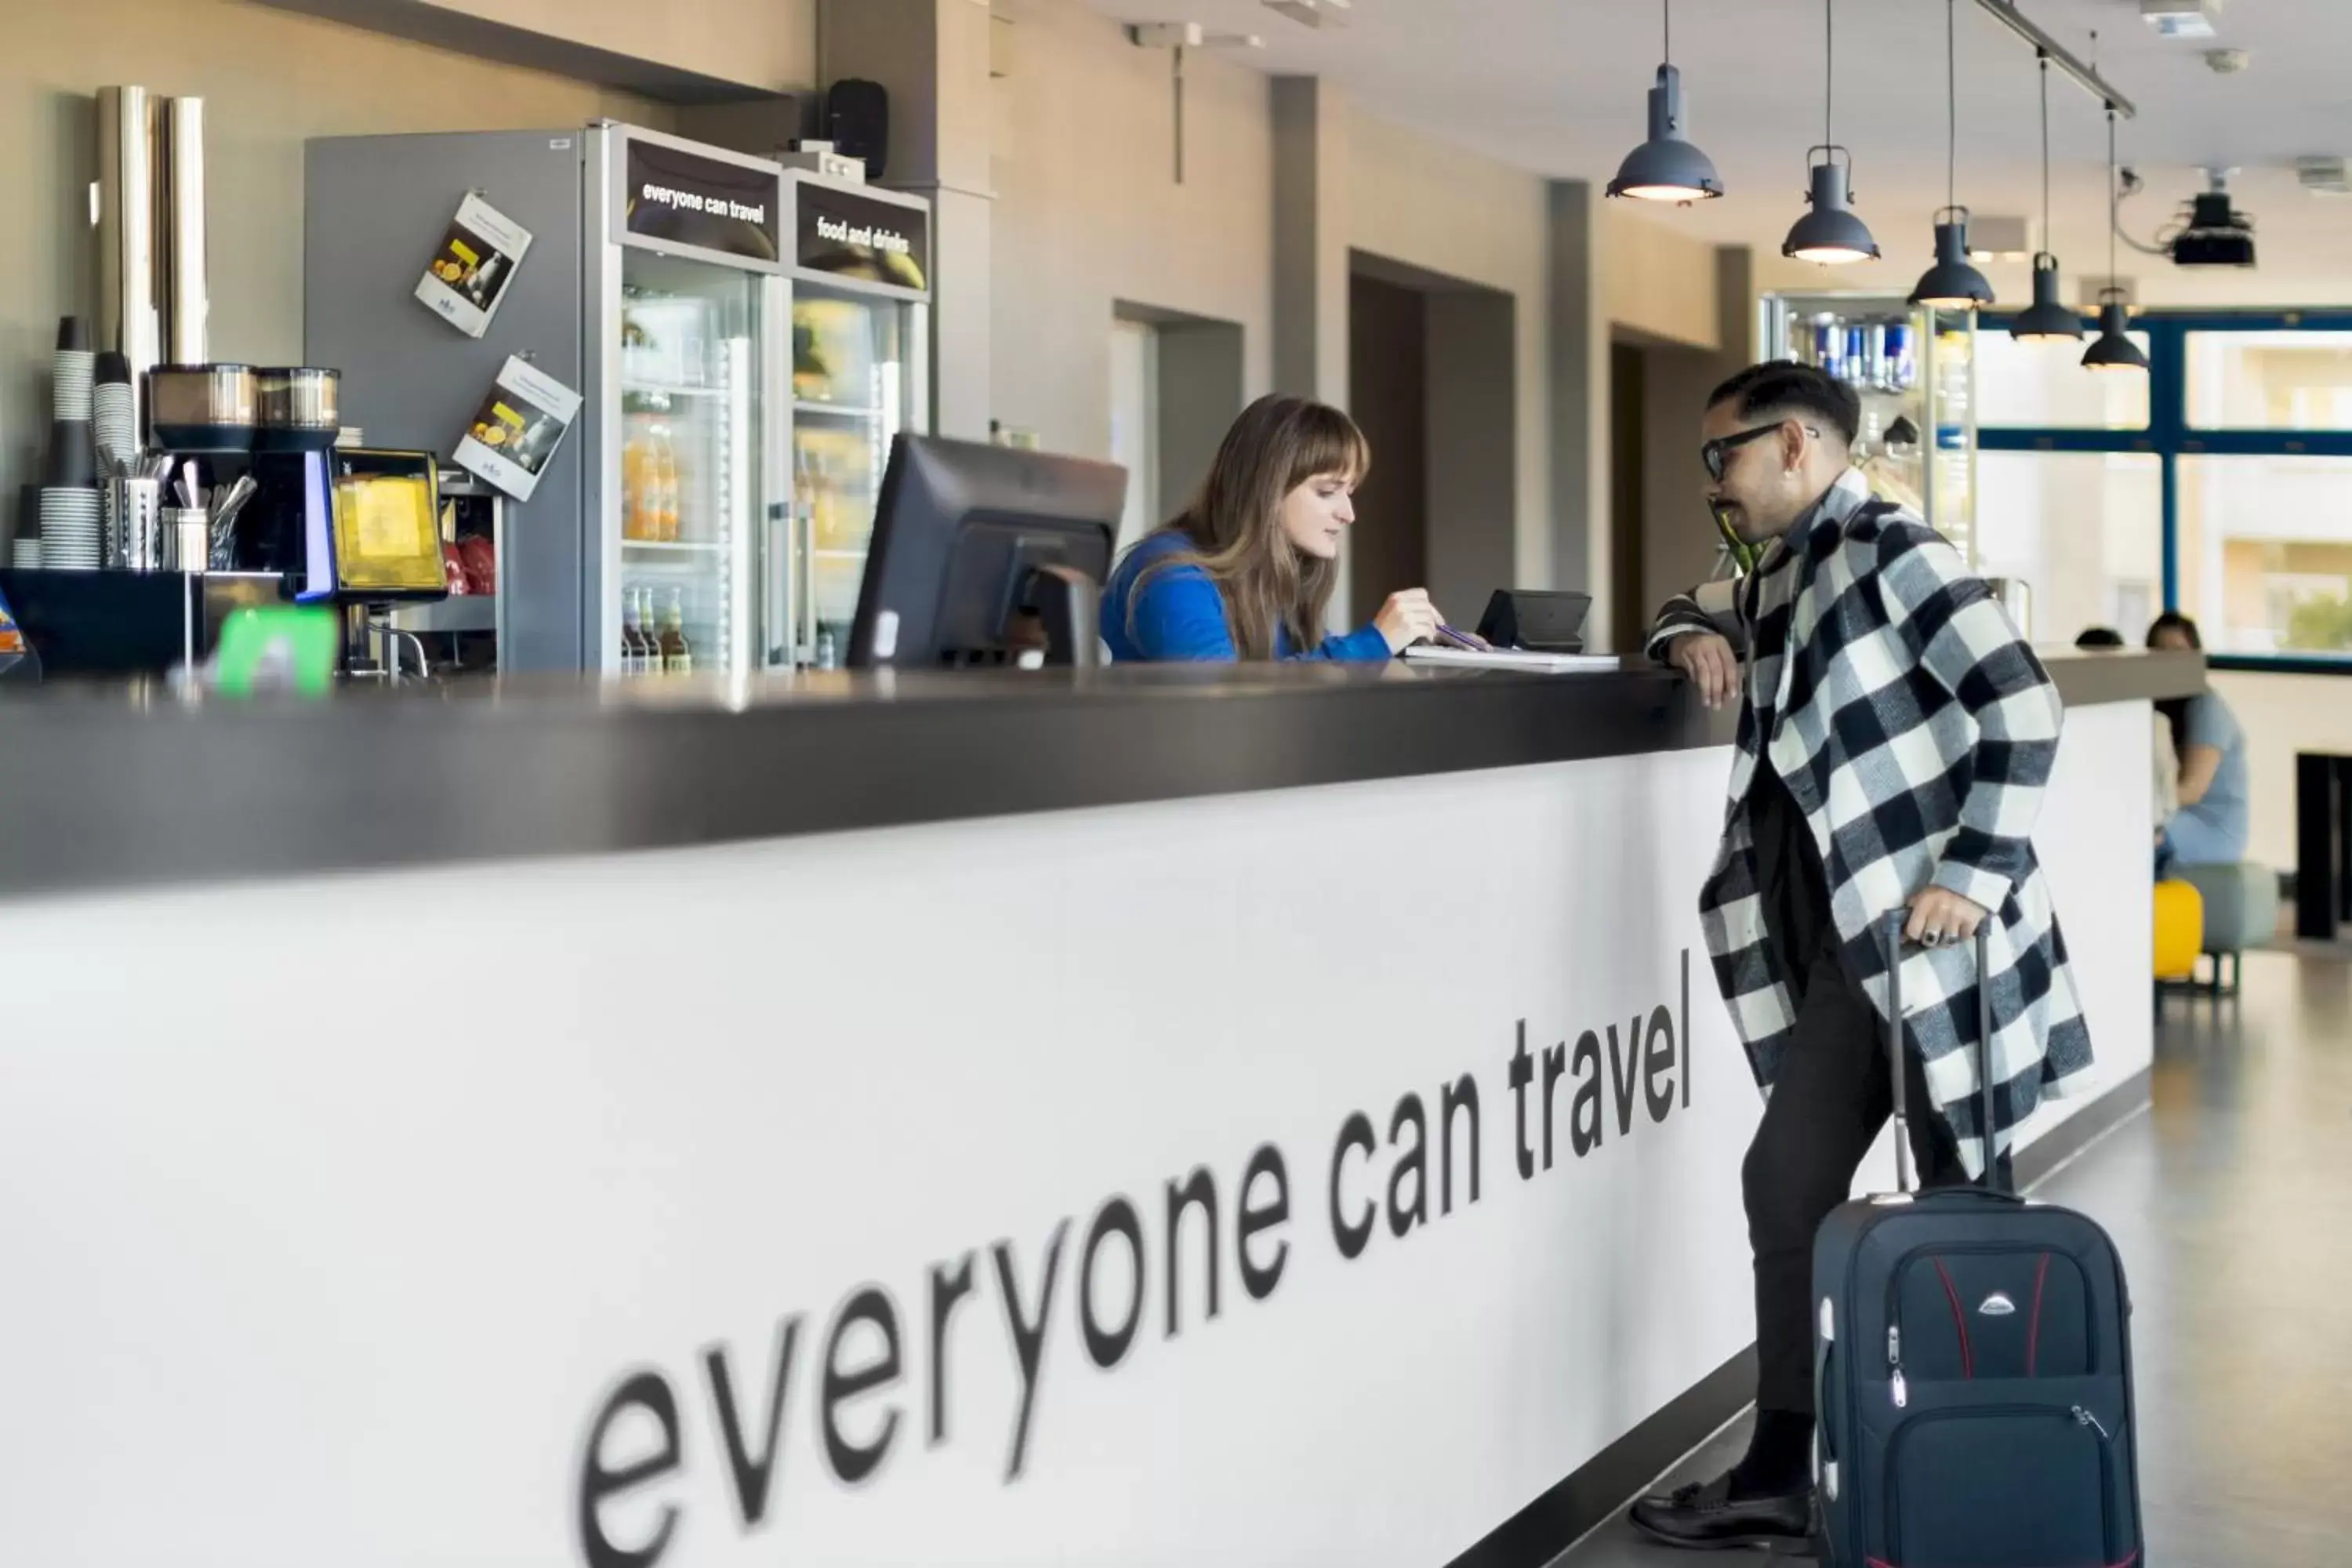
[
  {"left": 1933, "top": 1256, "right": 1973, "bottom": 1377},
  {"left": 2028, "top": 1250, "right": 2052, "bottom": 1374}
]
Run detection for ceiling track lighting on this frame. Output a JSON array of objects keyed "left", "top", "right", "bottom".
[
  {"left": 1911, "top": 0, "right": 1994, "bottom": 309},
  {"left": 2084, "top": 101, "right": 2149, "bottom": 371},
  {"left": 1608, "top": 0, "right": 1722, "bottom": 204},
  {"left": 2011, "top": 53, "right": 2082, "bottom": 343},
  {"left": 1783, "top": 0, "right": 1878, "bottom": 264},
  {"left": 1970, "top": 0, "right": 2137, "bottom": 117}
]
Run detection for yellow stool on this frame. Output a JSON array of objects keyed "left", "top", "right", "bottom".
[{"left": 2154, "top": 878, "right": 2205, "bottom": 982}]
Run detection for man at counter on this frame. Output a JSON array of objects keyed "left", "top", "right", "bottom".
[{"left": 1628, "top": 362, "right": 2093, "bottom": 1552}]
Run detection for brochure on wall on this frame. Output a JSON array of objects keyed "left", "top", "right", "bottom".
[
  {"left": 415, "top": 192, "right": 534, "bottom": 338},
  {"left": 453, "top": 356, "right": 580, "bottom": 503}
]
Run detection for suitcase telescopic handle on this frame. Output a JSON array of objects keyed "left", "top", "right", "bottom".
[{"left": 1879, "top": 910, "right": 2006, "bottom": 1196}]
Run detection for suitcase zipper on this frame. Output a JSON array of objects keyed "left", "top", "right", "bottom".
[{"left": 1888, "top": 1324, "right": 1906, "bottom": 1409}]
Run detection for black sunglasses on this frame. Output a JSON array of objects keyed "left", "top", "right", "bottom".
[{"left": 1702, "top": 421, "right": 1818, "bottom": 481}]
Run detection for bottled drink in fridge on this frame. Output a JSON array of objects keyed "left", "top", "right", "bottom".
[
  {"left": 659, "top": 588, "right": 693, "bottom": 675},
  {"left": 622, "top": 437, "right": 651, "bottom": 540},
  {"left": 1843, "top": 327, "right": 1867, "bottom": 386},
  {"left": 648, "top": 427, "right": 681, "bottom": 543},
  {"left": 622, "top": 589, "right": 648, "bottom": 675}
]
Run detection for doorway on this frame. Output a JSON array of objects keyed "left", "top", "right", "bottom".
[
  {"left": 1346, "top": 252, "right": 1517, "bottom": 630},
  {"left": 1110, "top": 303, "right": 1247, "bottom": 550},
  {"left": 1348, "top": 273, "right": 1429, "bottom": 625},
  {"left": 1109, "top": 319, "right": 1159, "bottom": 553}
]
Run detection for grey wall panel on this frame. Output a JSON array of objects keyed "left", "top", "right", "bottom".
[{"left": 305, "top": 130, "right": 588, "bottom": 670}]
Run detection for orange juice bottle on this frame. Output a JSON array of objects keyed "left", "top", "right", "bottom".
[
  {"left": 621, "top": 436, "right": 649, "bottom": 539},
  {"left": 652, "top": 430, "right": 681, "bottom": 543}
]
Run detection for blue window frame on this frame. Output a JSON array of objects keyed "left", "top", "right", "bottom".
[{"left": 1978, "top": 308, "right": 2352, "bottom": 673}]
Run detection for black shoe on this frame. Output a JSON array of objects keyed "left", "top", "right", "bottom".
[{"left": 1627, "top": 1472, "right": 1812, "bottom": 1552}]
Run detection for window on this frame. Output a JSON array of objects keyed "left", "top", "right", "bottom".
[
  {"left": 1978, "top": 312, "right": 2352, "bottom": 670},
  {"left": 2187, "top": 330, "right": 2352, "bottom": 430},
  {"left": 2177, "top": 455, "right": 2352, "bottom": 657},
  {"left": 1978, "top": 331, "right": 2151, "bottom": 431},
  {"left": 1976, "top": 452, "right": 2161, "bottom": 642}
]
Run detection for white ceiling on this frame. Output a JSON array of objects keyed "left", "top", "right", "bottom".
[{"left": 1084, "top": 0, "right": 2352, "bottom": 300}]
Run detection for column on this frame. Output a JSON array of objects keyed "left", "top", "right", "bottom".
[
  {"left": 1271, "top": 76, "right": 1352, "bottom": 623},
  {"left": 820, "top": 0, "right": 995, "bottom": 441}
]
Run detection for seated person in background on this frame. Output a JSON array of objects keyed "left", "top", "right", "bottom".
[
  {"left": 2146, "top": 612, "right": 2252, "bottom": 871},
  {"left": 1100, "top": 394, "right": 1445, "bottom": 662},
  {"left": 2075, "top": 626, "right": 2180, "bottom": 835}
]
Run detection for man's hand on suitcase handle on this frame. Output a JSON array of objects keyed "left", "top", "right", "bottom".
[{"left": 1904, "top": 887, "right": 1989, "bottom": 949}]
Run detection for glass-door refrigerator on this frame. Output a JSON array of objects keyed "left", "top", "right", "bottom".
[
  {"left": 307, "top": 123, "right": 811, "bottom": 677},
  {"left": 1760, "top": 294, "right": 1980, "bottom": 566},
  {"left": 774, "top": 173, "right": 932, "bottom": 670}
]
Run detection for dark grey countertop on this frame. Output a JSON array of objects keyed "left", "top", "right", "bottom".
[{"left": 0, "top": 647, "right": 2203, "bottom": 902}]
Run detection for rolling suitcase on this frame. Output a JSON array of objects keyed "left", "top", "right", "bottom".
[{"left": 1812, "top": 916, "right": 2146, "bottom": 1568}]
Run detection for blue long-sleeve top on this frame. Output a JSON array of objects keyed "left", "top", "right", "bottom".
[{"left": 1098, "top": 531, "right": 1394, "bottom": 663}]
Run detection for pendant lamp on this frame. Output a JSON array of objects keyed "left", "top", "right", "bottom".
[
  {"left": 1783, "top": 0, "right": 1879, "bottom": 264},
  {"left": 1910, "top": 0, "right": 1994, "bottom": 309},
  {"left": 2012, "top": 55, "right": 2083, "bottom": 343},
  {"left": 2082, "top": 105, "right": 2149, "bottom": 371},
  {"left": 1608, "top": 0, "right": 1722, "bottom": 204}
]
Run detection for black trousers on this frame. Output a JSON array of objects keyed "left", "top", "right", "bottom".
[
  {"left": 1742, "top": 764, "right": 1976, "bottom": 1417},
  {"left": 1743, "top": 941, "right": 1970, "bottom": 1414}
]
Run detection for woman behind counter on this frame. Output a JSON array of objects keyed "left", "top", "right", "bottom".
[
  {"left": 1100, "top": 394, "right": 1445, "bottom": 662},
  {"left": 2147, "top": 611, "right": 2252, "bottom": 872}
]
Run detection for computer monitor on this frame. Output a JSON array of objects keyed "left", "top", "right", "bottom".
[{"left": 848, "top": 434, "right": 1126, "bottom": 670}]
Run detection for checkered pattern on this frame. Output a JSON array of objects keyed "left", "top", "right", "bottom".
[{"left": 1647, "top": 470, "right": 2093, "bottom": 1178}]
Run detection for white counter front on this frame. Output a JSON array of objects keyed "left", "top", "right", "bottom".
[{"left": 0, "top": 688, "right": 2159, "bottom": 1568}]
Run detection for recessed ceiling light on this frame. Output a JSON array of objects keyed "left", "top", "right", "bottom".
[
  {"left": 2141, "top": 0, "right": 2222, "bottom": 40},
  {"left": 1264, "top": 0, "right": 1351, "bottom": 27}
]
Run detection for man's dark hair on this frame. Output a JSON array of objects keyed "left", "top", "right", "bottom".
[
  {"left": 2074, "top": 626, "right": 2125, "bottom": 649},
  {"left": 1707, "top": 360, "right": 1862, "bottom": 448}
]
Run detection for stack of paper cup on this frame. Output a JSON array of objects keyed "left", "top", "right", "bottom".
[
  {"left": 93, "top": 351, "right": 138, "bottom": 479},
  {"left": 11, "top": 485, "right": 40, "bottom": 570},
  {"left": 39, "top": 485, "right": 103, "bottom": 570},
  {"left": 46, "top": 317, "right": 96, "bottom": 489}
]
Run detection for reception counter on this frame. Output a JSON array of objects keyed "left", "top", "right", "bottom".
[{"left": 0, "top": 648, "right": 2201, "bottom": 1568}]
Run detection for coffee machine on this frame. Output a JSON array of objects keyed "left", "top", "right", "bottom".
[{"left": 149, "top": 364, "right": 448, "bottom": 678}]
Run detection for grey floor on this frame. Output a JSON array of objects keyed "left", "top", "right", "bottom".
[{"left": 1555, "top": 947, "right": 2352, "bottom": 1566}]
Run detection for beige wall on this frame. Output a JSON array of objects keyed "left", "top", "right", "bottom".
[
  {"left": 2, "top": 0, "right": 660, "bottom": 509},
  {"left": 1345, "top": 109, "right": 1551, "bottom": 597},
  {"left": 421, "top": 0, "right": 817, "bottom": 91},
  {"left": 2209, "top": 670, "right": 2352, "bottom": 872},
  {"left": 1602, "top": 205, "right": 1722, "bottom": 354},
  {"left": 987, "top": 0, "right": 1274, "bottom": 462}
]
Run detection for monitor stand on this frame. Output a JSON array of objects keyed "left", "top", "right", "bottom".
[{"left": 1014, "top": 561, "right": 1102, "bottom": 670}]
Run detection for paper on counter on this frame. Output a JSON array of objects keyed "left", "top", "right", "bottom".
[{"left": 1403, "top": 645, "right": 1622, "bottom": 673}]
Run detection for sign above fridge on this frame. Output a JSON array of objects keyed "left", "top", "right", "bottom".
[
  {"left": 793, "top": 178, "right": 931, "bottom": 296},
  {"left": 622, "top": 136, "right": 783, "bottom": 266}
]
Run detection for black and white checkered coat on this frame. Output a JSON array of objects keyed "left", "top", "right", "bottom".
[{"left": 1648, "top": 470, "right": 2092, "bottom": 1175}]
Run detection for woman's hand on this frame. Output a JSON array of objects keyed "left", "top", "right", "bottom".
[{"left": 1374, "top": 589, "right": 1444, "bottom": 653}]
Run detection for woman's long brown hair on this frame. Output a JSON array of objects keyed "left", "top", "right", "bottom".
[{"left": 1129, "top": 394, "right": 1371, "bottom": 659}]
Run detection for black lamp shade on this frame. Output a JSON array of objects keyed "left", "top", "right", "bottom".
[
  {"left": 2011, "top": 254, "right": 2083, "bottom": 342},
  {"left": 2082, "top": 294, "right": 2148, "bottom": 371},
  {"left": 1608, "top": 65, "right": 1723, "bottom": 202},
  {"left": 1783, "top": 155, "right": 1879, "bottom": 264},
  {"left": 1910, "top": 210, "right": 1994, "bottom": 309}
]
